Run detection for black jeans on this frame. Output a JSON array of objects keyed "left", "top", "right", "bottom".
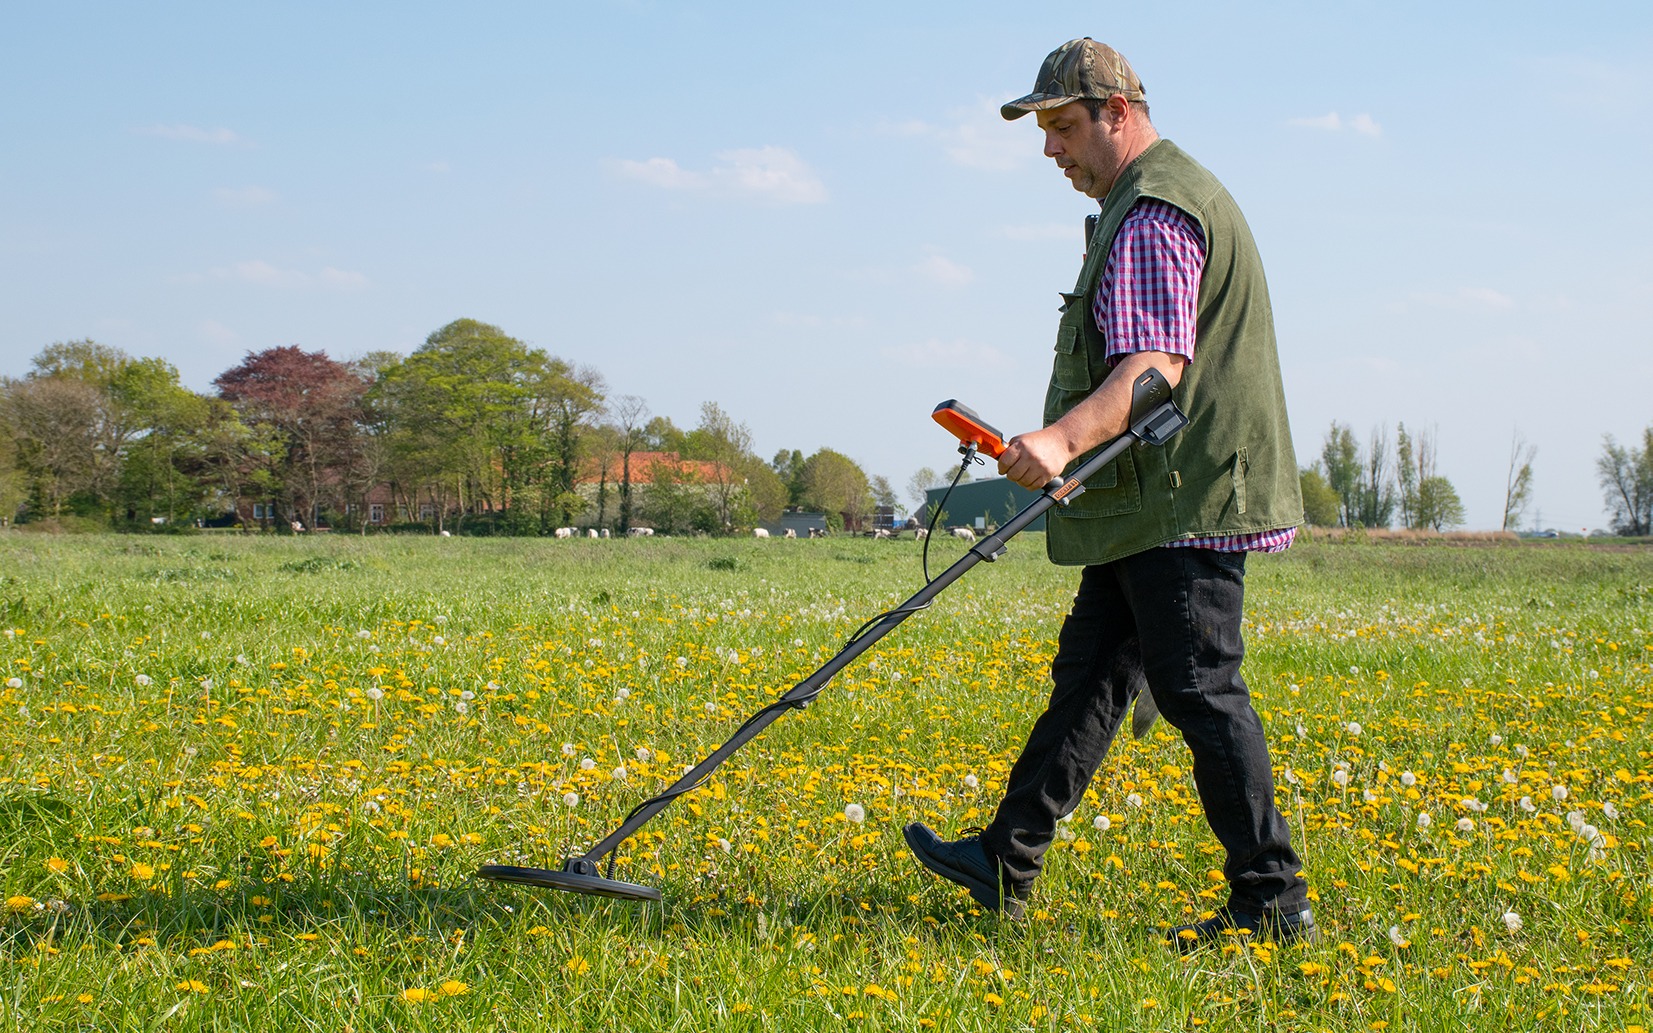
[{"left": 981, "top": 547, "right": 1307, "bottom": 913}]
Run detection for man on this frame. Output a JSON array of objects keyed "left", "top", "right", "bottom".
[{"left": 903, "top": 38, "right": 1316, "bottom": 950}]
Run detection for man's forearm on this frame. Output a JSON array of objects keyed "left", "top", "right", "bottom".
[{"left": 996, "top": 350, "right": 1185, "bottom": 490}]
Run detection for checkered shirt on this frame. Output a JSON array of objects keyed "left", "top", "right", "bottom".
[{"left": 1095, "top": 199, "right": 1296, "bottom": 555}]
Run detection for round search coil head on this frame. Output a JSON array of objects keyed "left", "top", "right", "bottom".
[{"left": 476, "top": 863, "right": 663, "bottom": 902}]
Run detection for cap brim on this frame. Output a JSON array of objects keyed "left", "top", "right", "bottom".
[{"left": 1000, "top": 92, "right": 1084, "bottom": 120}]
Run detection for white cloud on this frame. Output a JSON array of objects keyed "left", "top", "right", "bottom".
[
  {"left": 612, "top": 146, "right": 826, "bottom": 204},
  {"left": 174, "top": 260, "right": 368, "bottom": 290},
  {"left": 913, "top": 254, "right": 975, "bottom": 287},
  {"left": 319, "top": 267, "right": 369, "bottom": 290},
  {"left": 883, "top": 338, "right": 1009, "bottom": 370},
  {"left": 213, "top": 186, "right": 277, "bottom": 207},
  {"left": 134, "top": 124, "right": 244, "bottom": 145},
  {"left": 881, "top": 99, "right": 1031, "bottom": 172},
  {"left": 1288, "top": 111, "right": 1382, "bottom": 137}
]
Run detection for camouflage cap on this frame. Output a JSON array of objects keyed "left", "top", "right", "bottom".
[{"left": 1001, "top": 38, "right": 1146, "bottom": 121}]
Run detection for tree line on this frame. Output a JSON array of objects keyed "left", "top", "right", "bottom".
[
  {"left": 0, "top": 319, "right": 893, "bottom": 535},
  {"left": 1299, "top": 418, "right": 1653, "bottom": 537}
]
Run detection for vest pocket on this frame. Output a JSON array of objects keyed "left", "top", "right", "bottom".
[
  {"left": 1055, "top": 449, "right": 1142, "bottom": 518},
  {"left": 1052, "top": 307, "right": 1090, "bottom": 392}
]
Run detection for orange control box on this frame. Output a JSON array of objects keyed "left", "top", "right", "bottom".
[{"left": 931, "top": 400, "right": 1007, "bottom": 459}]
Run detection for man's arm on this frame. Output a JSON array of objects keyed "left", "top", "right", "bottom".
[{"left": 996, "top": 350, "right": 1185, "bottom": 491}]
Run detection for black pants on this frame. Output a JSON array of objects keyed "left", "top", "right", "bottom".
[{"left": 981, "top": 547, "right": 1307, "bottom": 913}]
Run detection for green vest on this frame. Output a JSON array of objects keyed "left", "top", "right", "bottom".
[{"left": 1044, "top": 139, "right": 1302, "bottom": 566}]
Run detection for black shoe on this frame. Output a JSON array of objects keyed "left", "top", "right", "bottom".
[
  {"left": 902, "top": 823, "right": 1027, "bottom": 918},
  {"left": 1164, "top": 906, "right": 1319, "bottom": 953}
]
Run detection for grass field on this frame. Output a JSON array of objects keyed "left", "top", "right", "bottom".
[{"left": 1, "top": 531, "right": 1650, "bottom": 1031}]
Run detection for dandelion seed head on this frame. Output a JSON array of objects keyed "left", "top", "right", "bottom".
[
  {"left": 635, "top": 747, "right": 652, "bottom": 762},
  {"left": 1388, "top": 925, "right": 1407, "bottom": 947},
  {"left": 1603, "top": 802, "right": 1620, "bottom": 820},
  {"left": 1416, "top": 812, "right": 1431, "bottom": 830},
  {"left": 1455, "top": 817, "right": 1475, "bottom": 832},
  {"left": 1502, "top": 911, "right": 1522, "bottom": 933},
  {"left": 844, "top": 803, "right": 866, "bottom": 823},
  {"left": 135, "top": 674, "right": 152, "bottom": 686},
  {"left": 611, "top": 766, "right": 627, "bottom": 781},
  {"left": 1126, "top": 793, "right": 1143, "bottom": 808},
  {"left": 1519, "top": 796, "right": 1536, "bottom": 813},
  {"left": 562, "top": 792, "right": 580, "bottom": 808},
  {"left": 561, "top": 743, "right": 576, "bottom": 757},
  {"left": 1092, "top": 815, "right": 1111, "bottom": 832},
  {"left": 1552, "top": 784, "right": 1568, "bottom": 801},
  {"left": 1400, "top": 771, "right": 1417, "bottom": 787},
  {"left": 963, "top": 774, "right": 979, "bottom": 789},
  {"left": 579, "top": 757, "right": 596, "bottom": 771},
  {"left": 1345, "top": 721, "right": 1362, "bottom": 736},
  {"left": 4, "top": 678, "right": 20, "bottom": 690}
]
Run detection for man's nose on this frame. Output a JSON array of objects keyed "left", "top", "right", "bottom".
[{"left": 1043, "top": 131, "right": 1061, "bottom": 158}]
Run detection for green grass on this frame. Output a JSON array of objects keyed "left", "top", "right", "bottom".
[{"left": 1, "top": 531, "right": 1650, "bottom": 1031}]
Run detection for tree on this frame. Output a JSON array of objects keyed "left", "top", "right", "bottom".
[
  {"left": 870, "top": 474, "right": 899, "bottom": 519},
  {"left": 1414, "top": 475, "right": 1465, "bottom": 531},
  {"left": 215, "top": 345, "right": 367, "bottom": 530},
  {"left": 1357, "top": 425, "right": 1395, "bottom": 529},
  {"left": 1395, "top": 424, "right": 1418, "bottom": 530},
  {"left": 799, "top": 449, "right": 872, "bottom": 531},
  {"left": 609, "top": 395, "right": 651, "bottom": 533},
  {"left": 1501, "top": 431, "right": 1537, "bottom": 533},
  {"left": 692, "top": 401, "right": 754, "bottom": 532},
  {"left": 371, "top": 319, "right": 587, "bottom": 533},
  {"left": 772, "top": 449, "right": 806, "bottom": 507},
  {"left": 1597, "top": 427, "right": 1653, "bottom": 536},
  {"left": 1320, "top": 422, "right": 1361, "bottom": 527},
  {"left": 1298, "top": 465, "right": 1341, "bottom": 527}
]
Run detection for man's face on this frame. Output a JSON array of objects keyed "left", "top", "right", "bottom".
[{"left": 1036, "top": 101, "right": 1121, "bottom": 199}]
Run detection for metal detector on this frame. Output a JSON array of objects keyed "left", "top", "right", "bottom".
[{"left": 476, "top": 368, "right": 1188, "bottom": 902}]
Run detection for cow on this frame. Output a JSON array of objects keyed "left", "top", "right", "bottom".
[
  {"left": 599, "top": 528, "right": 611, "bottom": 538},
  {"left": 753, "top": 528, "right": 770, "bottom": 538},
  {"left": 951, "top": 527, "right": 975, "bottom": 540},
  {"left": 587, "top": 528, "right": 599, "bottom": 538},
  {"left": 627, "top": 527, "right": 655, "bottom": 537},
  {"left": 554, "top": 527, "right": 574, "bottom": 539},
  {"left": 872, "top": 529, "right": 892, "bottom": 540},
  {"left": 914, "top": 528, "right": 929, "bottom": 540},
  {"left": 783, "top": 528, "right": 796, "bottom": 539}
]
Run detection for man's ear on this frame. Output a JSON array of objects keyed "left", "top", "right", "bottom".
[{"left": 1107, "top": 94, "right": 1132, "bottom": 128}]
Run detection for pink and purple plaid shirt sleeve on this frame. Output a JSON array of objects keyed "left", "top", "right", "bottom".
[{"left": 1095, "top": 199, "right": 1296, "bottom": 555}]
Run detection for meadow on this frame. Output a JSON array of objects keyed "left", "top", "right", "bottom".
[{"left": 0, "top": 531, "right": 1649, "bottom": 1032}]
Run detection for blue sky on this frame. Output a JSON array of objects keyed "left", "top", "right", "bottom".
[{"left": 4, "top": 1, "right": 1650, "bottom": 531}]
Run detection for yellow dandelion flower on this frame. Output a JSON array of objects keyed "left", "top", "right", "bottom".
[
  {"left": 76, "top": 994, "right": 94, "bottom": 1004},
  {"left": 566, "top": 955, "right": 591, "bottom": 976},
  {"left": 45, "top": 857, "right": 70, "bottom": 874},
  {"left": 984, "top": 992, "right": 1004, "bottom": 1008},
  {"left": 175, "top": 980, "right": 209, "bottom": 994},
  {"left": 400, "top": 988, "right": 436, "bottom": 1003},
  {"left": 439, "top": 980, "right": 469, "bottom": 996},
  {"left": 130, "top": 862, "right": 155, "bottom": 881},
  {"left": 5, "top": 895, "right": 35, "bottom": 913}
]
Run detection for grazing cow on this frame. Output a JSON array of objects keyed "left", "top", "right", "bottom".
[
  {"left": 554, "top": 527, "right": 574, "bottom": 539},
  {"left": 951, "top": 527, "right": 975, "bottom": 540},
  {"left": 808, "top": 528, "right": 825, "bottom": 539},
  {"left": 627, "top": 527, "right": 654, "bottom": 537},
  {"left": 783, "top": 528, "right": 796, "bottom": 539},
  {"left": 872, "top": 529, "right": 892, "bottom": 539},
  {"left": 914, "top": 528, "right": 928, "bottom": 540},
  {"left": 753, "top": 528, "right": 770, "bottom": 538}
]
